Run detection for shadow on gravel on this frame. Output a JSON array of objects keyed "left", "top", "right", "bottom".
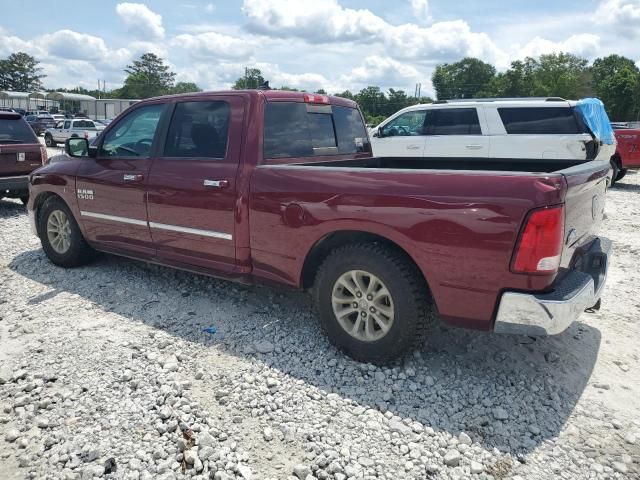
[
  {"left": 8, "top": 241, "right": 601, "bottom": 456},
  {"left": 612, "top": 180, "right": 640, "bottom": 193}
]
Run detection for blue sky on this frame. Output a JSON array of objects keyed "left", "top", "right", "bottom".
[{"left": 0, "top": 0, "right": 638, "bottom": 96}]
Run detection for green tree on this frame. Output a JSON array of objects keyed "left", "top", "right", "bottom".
[
  {"left": 355, "top": 86, "right": 386, "bottom": 117},
  {"left": 432, "top": 57, "right": 496, "bottom": 100},
  {"left": 170, "top": 82, "right": 202, "bottom": 94},
  {"left": 232, "top": 68, "right": 266, "bottom": 89},
  {"left": 591, "top": 55, "right": 640, "bottom": 121},
  {"left": 0, "top": 52, "right": 45, "bottom": 91},
  {"left": 528, "top": 53, "right": 590, "bottom": 99},
  {"left": 118, "top": 53, "right": 176, "bottom": 99},
  {"left": 481, "top": 59, "right": 536, "bottom": 97},
  {"left": 335, "top": 90, "right": 355, "bottom": 100}
]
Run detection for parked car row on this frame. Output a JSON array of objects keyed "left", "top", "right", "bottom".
[{"left": 19, "top": 89, "right": 613, "bottom": 364}]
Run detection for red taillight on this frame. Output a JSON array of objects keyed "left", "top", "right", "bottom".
[
  {"left": 512, "top": 205, "right": 564, "bottom": 274},
  {"left": 39, "top": 146, "right": 48, "bottom": 165},
  {"left": 303, "top": 93, "right": 330, "bottom": 104}
]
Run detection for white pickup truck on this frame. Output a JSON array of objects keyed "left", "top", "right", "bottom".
[{"left": 44, "top": 119, "right": 103, "bottom": 147}]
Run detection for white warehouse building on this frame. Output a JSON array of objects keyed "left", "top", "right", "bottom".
[{"left": 0, "top": 91, "right": 138, "bottom": 119}]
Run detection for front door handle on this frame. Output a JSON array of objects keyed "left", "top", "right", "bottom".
[
  {"left": 123, "top": 174, "right": 144, "bottom": 182},
  {"left": 406, "top": 144, "right": 421, "bottom": 150},
  {"left": 466, "top": 144, "right": 483, "bottom": 150},
  {"left": 204, "top": 179, "right": 229, "bottom": 188}
]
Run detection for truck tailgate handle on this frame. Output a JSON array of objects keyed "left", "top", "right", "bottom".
[
  {"left": 204, "top": 179, "right": 229, "bottom": 188},
  {"left": 123, "top": 174, "right": 144, "bottom": 182},
  {"left": 466, "top": 144, "right": 483, "bottom": 150},
  {"left": 406, "top": 144, "right": 421, "bottom": 150}
]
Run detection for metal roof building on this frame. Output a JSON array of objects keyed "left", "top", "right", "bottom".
[{"left": 0, "top": 90, "right": 139, "bottom": 119}]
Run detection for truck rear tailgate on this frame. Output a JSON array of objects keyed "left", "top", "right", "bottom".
[{"left": 558, "top": 161, "right": 609, "bottom": 270}]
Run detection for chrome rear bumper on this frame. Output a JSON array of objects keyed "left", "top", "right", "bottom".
[{"left": 494, "top": 237, "right": 611, "bottom": 336}]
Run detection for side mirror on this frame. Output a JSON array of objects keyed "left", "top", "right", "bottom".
[
  {"left": 65, "top": 138, "right": 96, "bottom": 158},
  {"left": 374, "top": 127, "right": 383, "bottom": 138}
]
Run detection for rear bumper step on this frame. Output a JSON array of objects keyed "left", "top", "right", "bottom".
[{"left": 494, "top": 237, "right": 611, "bottom": 336}]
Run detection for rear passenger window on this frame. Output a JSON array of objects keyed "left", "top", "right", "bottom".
[
  {"left": 163, "top": 101, "right": 230, "bottom": 159},
  {"left": 264, "top": 103, "right": 368, "bottom": 159},
  {"left": 428, "top": 108, "right": 481, "bottom": 135},
  {"left": 498, "top": 108, "right": 582, "bottom": 134}
]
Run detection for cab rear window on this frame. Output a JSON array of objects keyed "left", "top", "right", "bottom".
[
  {"left": 0, "top": 116, "right": 38, "bottom": 144},
  {"left": 264, "top": 102, "right": 368, "bottom": 159}
]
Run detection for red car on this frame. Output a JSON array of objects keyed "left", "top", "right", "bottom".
[
  {"left": 611, "top": 126, "right": 640, "bottom": 184},
  {"left": 27, "top": 90, "right": 611, "bottom": 363},
  {"left": 0, "top": 112, "right": 47, "bottom": 204}
]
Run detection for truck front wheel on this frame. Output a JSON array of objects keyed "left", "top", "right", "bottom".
[
  {"left": 38, "top": 197, "right": 95, "bottom": 267},
  {"left": 44, "top": 134, "right": 56, "bottom": 147},
  {"left": 314, "top": 243, "right": 435, "bottom": 364}
]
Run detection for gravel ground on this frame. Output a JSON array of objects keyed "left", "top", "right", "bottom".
[{"left": 0, "top": 164, "right": 639, "bottom": 480}]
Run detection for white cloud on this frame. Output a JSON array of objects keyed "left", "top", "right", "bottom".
[
  {"left": 410, "top": 0, "right": 431, "bottom": 24},
  {"left": 344, "top": 55, "right": 422, "bottom": 87},
  {"left": 205, "top": 3, "right": 215, "bottom": 13},
  {"left": 241, "top": 0, "right": 504, "bottom": 65},
  {"left": 515, "top": 34, "right": 601, "bottom": 61},
  {"left": 116, "top": 2, "right": 165, "bottom": 40},
  {"left": 242, "top": 0, "right": 387, "bottom": 42},
  {"left": 39, "top": 30, "right": 109, "bottom": 61},
  {"left": 597, "top": 0, "right": 640, "bottom": 35},
  {"left": 172, "top": 32, "right": 253, "bottom": 59}
]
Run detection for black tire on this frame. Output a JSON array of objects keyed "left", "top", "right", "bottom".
[
  {"left": 616, "top": 168, "right": 627, "bottom": 182},
  {"left": 44, "top": 134, "right": 55, "bottom": 147},
  {"left": 314, "top": 243, "right": 435, "bottom": 364},
  {"left": 20, "top": 195, "right": 29, "bottom": 205},
  {"left": 609, "top": 160, "right": 619, "bottom": 186},
  {"left": 38, "top": 196, "right": 95, "bottom": 268}
]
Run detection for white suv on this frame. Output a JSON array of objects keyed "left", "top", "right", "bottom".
[{"left": 370, "top": 98, "right": 615, "bottom": 162}]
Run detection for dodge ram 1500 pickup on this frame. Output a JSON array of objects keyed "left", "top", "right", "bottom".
[{"left": 27, "top": 90, "right": 611, "bottom": 363}]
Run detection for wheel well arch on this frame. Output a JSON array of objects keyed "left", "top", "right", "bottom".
[
  {"left": 32, "top": 192, "right": 65, "bottom": 234},
  {"left": 300, "top": 230, "right": 429, "bottom": 291}
]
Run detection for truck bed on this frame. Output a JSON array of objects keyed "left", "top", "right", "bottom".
[{"left": 295, "top": 156, "right": 588, "bottom": 173}]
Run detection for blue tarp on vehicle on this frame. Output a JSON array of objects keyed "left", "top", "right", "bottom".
[{"left": 575, "top": 98, "right": 615, "bottom": 145}]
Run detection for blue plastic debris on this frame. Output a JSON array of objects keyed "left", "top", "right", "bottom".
[
  {"left": 202, "top": 327, "right": 217, "bottom": 335},
  {"left": 575, "top": 98, "right": 615, "bottom": 145}
]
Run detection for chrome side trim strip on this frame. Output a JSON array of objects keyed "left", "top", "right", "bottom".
[
  {"left": 80, "top": 211, "right": 147, "bottom": 226},
  {"left": 79, "top": 210, "right": 233, "bottom": 240},
  {"left": 149, "top": 222, "right": 232, "bottom": 240}
]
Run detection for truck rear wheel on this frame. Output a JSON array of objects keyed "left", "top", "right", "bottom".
[
  {"left": 38, "top": 197, "right": 95, "bottom": 267},
  {"left": 314, "top": 243, "right": 435, "bottom": 364}
]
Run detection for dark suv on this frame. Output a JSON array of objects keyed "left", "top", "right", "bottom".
[
  {"left": 25, "top": 114, "right": 56, "bottom": 136},
  {"left": 1, "top": 112, "right": 47, "bottom": 204}
]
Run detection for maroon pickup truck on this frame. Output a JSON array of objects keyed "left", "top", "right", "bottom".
[
  {"left": 27, "top": 90, "right": 611, "bottom": 363},
  {"left": 1, "top": 112, "right": 47, "bottom": 204}
]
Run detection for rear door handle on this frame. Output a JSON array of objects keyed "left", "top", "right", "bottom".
[
  {"left": 466, "top": 144, "right": 483, "bottom": 150},
  {"left": 123, "top": 174, "right": 144, "bottom": 182},
  {"left": 406, "top": 144, "right": 421, "bottom": 150},
  {"left": 204, "top": 179, "right": 229, "bottom": 188}
]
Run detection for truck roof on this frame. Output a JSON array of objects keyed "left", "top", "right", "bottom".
[{"left": 149, "top": 89, "right": 359, "bottom": 109}]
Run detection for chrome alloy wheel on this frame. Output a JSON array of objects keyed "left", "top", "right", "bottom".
[
  {"left": 331, "top": 270, "right": 395, "bottom": 342},
  {"left": 46, "top": 209, "right": 72, "bottom": 254}
]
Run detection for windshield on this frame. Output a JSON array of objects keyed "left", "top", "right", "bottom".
[{"left": 0, "top": 118, "right": 38, "bottom": 144}]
